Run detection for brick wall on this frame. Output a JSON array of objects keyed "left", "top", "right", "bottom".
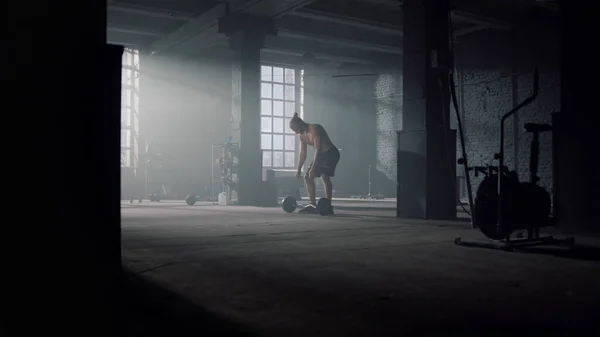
[
  {"left": 454, "top": 22, "right": 560, "bottom": 198},
  {"left": 368, "top": 21, "right": 559, "bottom": 201},
  {"left": 373, "top": 69, "right": 402, "bottom": 197}
]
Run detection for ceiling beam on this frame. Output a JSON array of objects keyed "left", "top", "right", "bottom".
[
  {"left": 275, "top": 15, "right": 401, "bottom": 53},
  {"left": 287, "top": 9, "right": 402, "bottom": 36},
  {"left": 149, "top": 0, "right": 317, "bottom": 55},
  {"left": 304, "top": 1, "right": 401, "bottom": 27},
  {"left": 166, "top": 25, "right": 225, "bottom": 57},
  {"left": 261, "top": 49, "right": 374, "bottom": 66},
  {"left": 263, "top": 35, "right": 401, "bottom": 66},
  {"left": 283, "top": 8, "right": 494, "bottom": 44},
  {"left": 353, "top": 0, "right": 403, "bottom": 8},
  {"left": 108, "top": 40, "right": 139, "bottom": 47},
  {"left": 107, "top": 25, "right": 167, "bottom": 37},
  {"left": 276, "top": 30, "right": 402, "bottom": 54},
  {"left": 107, "top": 3, "right": 195, "bottom": 21},
  {"left": 242, "top": 0, "right": 319, "bottom": 18}
]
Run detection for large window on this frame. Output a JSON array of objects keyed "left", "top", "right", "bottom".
[
  {"left": 121, "top": 48, "right": 140, "bottom": 168},
  {"left": 260, "top": 65, "right": 303, "bottom": 169}
]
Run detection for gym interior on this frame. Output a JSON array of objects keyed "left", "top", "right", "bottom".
[{"left": 12, "top": 0, "right": 598, "bottom": 336}]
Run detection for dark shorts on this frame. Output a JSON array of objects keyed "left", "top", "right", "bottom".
[{"left": 306, "top": 147, "right": 341, "bottom": 178}]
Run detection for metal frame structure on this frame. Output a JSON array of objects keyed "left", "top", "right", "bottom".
[{"left": 212, "top": 142, "right": 240, "bottom": 204}]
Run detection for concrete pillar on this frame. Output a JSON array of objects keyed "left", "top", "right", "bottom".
[
  {"left": 398, "top": 0, "right": 456, "bottom": 220},
  {"left": 219, "top": 15, "right": 276, "bottom": 205}
]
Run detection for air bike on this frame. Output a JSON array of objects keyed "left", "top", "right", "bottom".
[{"left": 454, "top": 69, "right": 574, "bottom": 250}]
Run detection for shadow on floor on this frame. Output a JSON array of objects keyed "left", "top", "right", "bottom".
[
  {"left": 516, "top": 244, "right": 600, "bottom": 261},
  {"left": 121, "top": 268, "right": 263, "bottom": 337}
]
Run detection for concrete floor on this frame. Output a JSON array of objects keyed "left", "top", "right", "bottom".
[{"left": 121, "top": 200, "right": 600, "bottom": 337}]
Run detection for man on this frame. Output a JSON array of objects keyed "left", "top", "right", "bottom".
[{"left": 289, "top": 113, "right": 341, "bottom": 214}]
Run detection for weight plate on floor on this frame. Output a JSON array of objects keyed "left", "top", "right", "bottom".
[
  {"left": 185, "top": 194, "right": 197, "bottom": 206},
  {"left": 317, "top": 197, "right": 332, "bottom": 215},
  {"left": 282, "top": 196, "right": 297, "bottom": 213}
]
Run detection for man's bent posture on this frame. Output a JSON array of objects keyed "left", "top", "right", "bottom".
[{"left": 289, "top": 113, "right": 341, "bottom": 214}]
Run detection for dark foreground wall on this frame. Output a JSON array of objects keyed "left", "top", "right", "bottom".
[{"left": 10, "top": 1, "right": 122, "bottom": 335}]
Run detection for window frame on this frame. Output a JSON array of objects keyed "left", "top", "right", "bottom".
[
  {"left": 260, "top": 63, "right": 304, "bottom": 170},
  {"left": 121, "top": 48, "right": 140, "bottom": 168}
]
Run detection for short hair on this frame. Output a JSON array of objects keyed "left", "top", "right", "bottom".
[{"left": 289, "top": 112, "right": 302, "bottom": 130}]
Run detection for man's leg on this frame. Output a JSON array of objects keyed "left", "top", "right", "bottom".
[
  {"left": 304, "top": 175, "right": 316, "bottom": 205},
  {"left": 321, "top": 175, "right": 332, "bottom": 200},
  {"left": 320, "top": 149, "right": 339, "bottom": 201},
  {"left": 320, "top": 175, "right": 334, "bottom": 214},
  {"left": 304, "top": 164, "right": 317, "bottom": 206}
]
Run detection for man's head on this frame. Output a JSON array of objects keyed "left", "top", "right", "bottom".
[{"left": 289, "top": 112, "right": 308, "bottom": 134}]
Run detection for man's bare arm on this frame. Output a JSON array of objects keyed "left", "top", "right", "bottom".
[{"left": 297, "top": 137, "right": 308, "bottom": 171}]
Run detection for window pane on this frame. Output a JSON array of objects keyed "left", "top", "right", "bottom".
[
  {"left": 285, "top": 102, "right": 295, "bottom": 117},
  {"left": 285, "top": 152, "right": 295, "bottom": 168},
  {"left": 285, "top": 135, "right": 295, "bottom": 150},
  {"left": 301, "top": 69, "right": 304, "bottom": 87},
  {"left": 273, "top": 117, "right": 284, "bottom": 133},
  {"left": 273, "top": 67, "right": 284, "bottom": 83},
  {"left": 261, "top": 65, "right": 272, "bottom": 82},
  {"left": 285, "top": 85, "right": 295, "bottom": 101},
  {"left": 126, "top": 50, "right": 133, "bottom": 64},
  {"left": 262, "top": 151, "right": 272, "bottom": 167},
  {"left": 261, "top": 133, "right": 272, "bottom": 150},
  {"left": 261, "top": 82, "right": 272, "bottom": 99},
  {"left": 285, "top": 118, "right": 293, "bottom": 134},
  {"left": 122, "top": 108, "right": 131, "bottom": 127},
  {"left": 300, "top": 86, "right": 304, "bottom": 104},
  {"left": 273, "top": 135, "right": 284, "bottom": 150},
  {"left": 133, "top": 93, "right": 139, "bottom": 111},
  {"left": 285, "top": 68, "right": 295, "bottom": 84},
  {"left": 122, "top": 67, "right": 132, "bottom": 84},
  {"left": 273, "top": 151, "right": 284, "bottom": 167},
  {"left": 121, "top": 149, "right": 131, "bottom": 167},
  {"left": 261, "top": 117, "right": 272, "bottom": 132},
  {"left": 133, "top": 115, "right": 139, "bottom": 134},
  {"left": 122, "top": 89, "right": 131, "bottom": 107},
  {"left": 273, "top": 101, "right": 284, "bottom": 116},
  {"left": 122, "top": 69, "right": 132, "bottom": 85},
  {"left": 261, "top": 99, "right": 272, "bottom": 115},
  {"left": 273, "top": 84, "right": 284, "bottom": 100},
  {"left": 121, "top": 129, "right": 130, "bottom": 147}
]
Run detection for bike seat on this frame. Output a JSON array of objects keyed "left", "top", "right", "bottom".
[{"left": 524, "top": 123, "right": 552, "bottom": 133}]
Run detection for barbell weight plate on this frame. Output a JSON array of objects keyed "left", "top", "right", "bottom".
[
  {"left": 185, "top": 194, "right": 197, "bottom": 206},
  {"left": 317, "top": 197, "right": 332, "bottom": 215},
  {"left": 282, "top": 196, "right": 297, "bottom": 213}
]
